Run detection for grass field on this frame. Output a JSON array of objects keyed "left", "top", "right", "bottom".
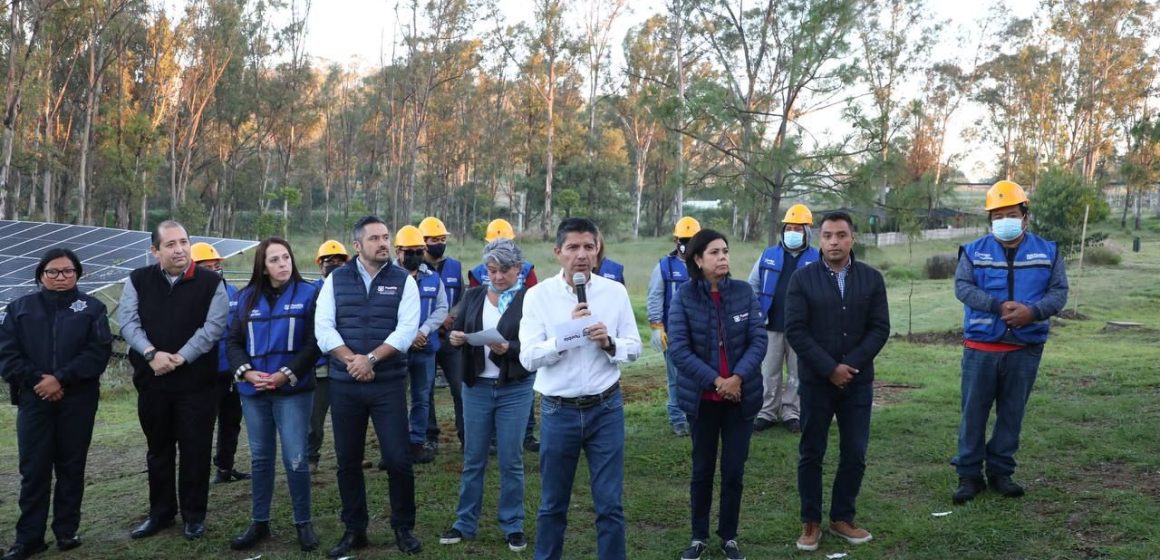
[{"left": 1, "top": 222, "right": 1158, "bottom": 559}]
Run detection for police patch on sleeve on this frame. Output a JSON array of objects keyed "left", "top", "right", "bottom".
[{"left": 70, "top": 299, "right": 88, "bottom": 313}]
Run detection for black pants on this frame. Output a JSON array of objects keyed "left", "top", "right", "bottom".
[
  {"left": 137, "top": 383, "right": 218, "bottom": 522},
  {"left": 308, "top": 374, "right": 330, "bottom": 462},
  {"left": 14, "top": 384, "right": 99, "bottom": 546},
  {"left": 213, "top": 378, "right": 243, "bottom": 472},
  {"left": 690, "top": 399, "right": 754, "bottom": 542},
  {"left": 330, "top": 378, "right": 415, "bottom": 530},
  {"left": 427, "top": 343, "right": 464, "bottom": 444},
  {"left": 798, "top": 380, "right": 872, "bottom": 524}
]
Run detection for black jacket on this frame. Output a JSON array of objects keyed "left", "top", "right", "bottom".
[
  {"left": 0, "top": 288, "right": 113, "bottom": 403},
  {"left": 453, "top": 285, "right": 533, "bottom": 387},
  {"left": 784, "top": 256, "right": 890, "bottom": 386}
]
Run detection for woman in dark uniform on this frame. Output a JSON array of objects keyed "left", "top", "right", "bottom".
[{"left": 0, "top": 248, "right": 114, "bottom": 560}]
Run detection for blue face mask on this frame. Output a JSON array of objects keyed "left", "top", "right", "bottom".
[
  {"left": 783, "top": 230, "right": 805, "bottom": 250},
  {"left": 992, "top": 217, "right": 1024, "bottom": 242}
]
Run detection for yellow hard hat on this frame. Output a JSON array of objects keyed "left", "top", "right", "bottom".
[
  {"left": 673, "top": 216, "right": 701, "bottom": 238},
  {"left": 985, "top": 180, "right": 1029, "bottom": 211},
  {"left": 485, "top": 219, "right": 515, "bottom": 242},
  {"left": 315, "top": 239, "right": 349, "bottom": 265},
  {"left": 395, "top": 225, "right": 426, "bottom": 248},
  {"left": 190, "top": 242, "right": 222, "bottom": 263},
  {"left": 418, "top": 216, "right": 449, "bottom": 237},
  {"left": 782, "top": 203, "right": 813, "bottom": 225}
]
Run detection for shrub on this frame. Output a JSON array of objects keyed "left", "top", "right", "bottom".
[
  {"left": 925, "top": 253, "right": 958, "bottom": 279},
  {"left": 1030, "top": 167, "right": 1110, "bottom": 254},
  {"left": 1082, "top": 246, "right": 1121, "bottom": 266},
  {"left": 886, "top": 266, "right": 919, "bottom": 281}
]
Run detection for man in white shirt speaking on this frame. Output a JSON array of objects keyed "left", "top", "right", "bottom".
[{"left": 519, "top": 217, "right": 642, "bottom": 560}]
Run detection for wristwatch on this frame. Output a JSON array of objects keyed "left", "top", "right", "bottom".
[
  {"left": 143, "top": 349, "right": 158, "bottom": 362},
  {"left": 603, "top": 340, "right": 617, "bottom": 354},
  {"left": 366, "top": 353, "right": 378, "bottom": 365}
]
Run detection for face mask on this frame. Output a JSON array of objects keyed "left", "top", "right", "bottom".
[
  {"left": 425, "top": 243, "right": 446, "bottom": 259},
  {"left": 323, "top": 263, "right": 341, "bottom": 277},
  {"left": 401, "top": 253, "right": 425, "bottom": 271},
  {"left": 783, "top": 231, "right": 805, "bottom": 250},
  {"left": 677, "top": 239, "right": 689, "bottom": 256},
  {"left": 992, "top": 217, "right": 1024, "bottom": 242}
]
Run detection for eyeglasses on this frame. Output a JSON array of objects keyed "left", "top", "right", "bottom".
[
  {"left": 320, "top": 256, "right": 346, "bottom": 265},
  {"left": 402, "top": 249, "right": 425, "bottom": 257},
  {"left": 43, "top": 268, "right": 77, "bottom": 279}
]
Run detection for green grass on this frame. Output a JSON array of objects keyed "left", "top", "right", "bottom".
[{"left": 2, "top": 222, "right": 1159, "bottom": 558}]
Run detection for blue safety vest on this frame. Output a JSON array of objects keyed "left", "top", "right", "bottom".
[
  {"left": 597, "top": 258, "right": 625, "bottom": 285},
  {"left": 659, "top": 255, "right": 689, "bottom": 328},
  {"left": 470, "top": 261, "right": 534, "bottom": 287},
  {"left": 755, "top": 245, "right": 820, "bottom": 313},
  {"left": 436, "top": 257, "right": 463, "bottom": 307},
  {"left": 233, "top": 280, "right": 319, "bottom": 396},
  {"left": 414, "top": 267, "right": 443, "bottom": 354},
  {"left": 960, "top": 232, "right": 1057, "bottom": 344}
]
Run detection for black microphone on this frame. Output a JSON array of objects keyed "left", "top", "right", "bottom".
[{"left": 572, "top": 272, "right": 587, "bottom": 305}]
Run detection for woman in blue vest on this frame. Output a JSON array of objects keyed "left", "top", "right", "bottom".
[
  {"left": 0, "top": 248, "right": 113, "bottom": 560},
  {"left": 225, "top": 238, "right": 322, "bottom": 552},
  {"left": 667, "top": 229, "right": 767, "bottom": 560}
]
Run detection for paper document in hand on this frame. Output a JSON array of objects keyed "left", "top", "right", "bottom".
[
  {"left": 465, "top": 328, "right": 507, "bottom": 346},
  {"left": 553, "top": 316, "right": 599, "bottom": 351}
]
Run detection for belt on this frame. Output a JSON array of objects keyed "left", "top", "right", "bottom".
[{"left": 543, "top": 382, "right": 620, "bottom": 410}]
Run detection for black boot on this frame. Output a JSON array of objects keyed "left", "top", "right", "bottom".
[
  {"left": 328, "top": 530, "right": 368, "bottom": 558},
  {"left": 395, "top": 527, "right": 422, "bottom": 554},
  {"left": 230, "top": 521, "right": 270, "bottom": 550},
  {"left": 952, "top": 476, "right": 987, "bottom": 504},
  {"left": 988, "top": 473, "right": 1025, "bottom": 497},
  {"left": 296, "top": 522, "right": 320, "bottom": 552}
]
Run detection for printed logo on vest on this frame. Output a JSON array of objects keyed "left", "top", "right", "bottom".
[
  {"left": 422, "top": 286, "right": 437, "bottom": 293},
  {"left": 284, "top": 303, "right": 305, "bottom": 310},
  {"left": 377, "top": 285, "right": 399, "bottom": 296},
  {"left": 973, "top": 252, "right": 993, "bottom": 260},
  {"left": 732, "top": 312, "right": 749, "bottom": 323},
  {"left": 1025, "top": 252, "right": 1048, "bottom": 260},
  {"left": 764, "top": 258, "right": 776, "bottom": 266},
  {"left": 672, "top": 271, "right": 683, "bottom": 279}
]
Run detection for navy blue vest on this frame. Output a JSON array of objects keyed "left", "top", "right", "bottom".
[
  {"left": 756, "top": 245, "right": 820, "bottom": 313},
  {"left": 234, "top": 280, "right": 319, "bottom": 396},
  {"left": 329, "top": 259, "right": 410, "bottom": 381},
  {"left": 414, "top": 267, "right": 443, "bottom": 354},
  {"left": 436, "top": 257, "right": 463, "bottom": 307},
  {"left": 597, "top": 258, "right": 625, "bottom": 285},
  {"left": 659, "top": 255, "right": 690, "bottom": 328},
  {"left": 960, "top": 232, "right": 1057, "bottom": 344}
]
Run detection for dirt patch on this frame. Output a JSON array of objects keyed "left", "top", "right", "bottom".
[
  {"left": 1071, "top": 461, "right": 1160, "bottom": 499},
  {"left": 873, "top": 381, "right": 920, "bottom": 407},
  {"left": 892, "top": 330, "right": 962, "bottom": 345},
  {"left": 620, "top": 372, "right": 666, "bottom": 405},
  {"left": 1099, "top": 321, "right": 1157, "bottom": 334},
  {"left": 1057, "top": 309, "right": 1090, "bottom": 320}
]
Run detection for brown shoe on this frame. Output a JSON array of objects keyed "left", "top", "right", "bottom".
[
  {"left": 828, "top": 521, "right": 872, "bottom": 544},
  {"left": 796, "top": 522, "right": 821, "bottom": 551}
]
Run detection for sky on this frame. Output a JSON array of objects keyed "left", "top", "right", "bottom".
[{"left": 303, "top": 0, "right": 1038, "bottom": 182}]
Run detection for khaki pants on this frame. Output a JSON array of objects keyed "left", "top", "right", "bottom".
[{"left": 758, "top": 331, "right": 800, "bottom": 422}]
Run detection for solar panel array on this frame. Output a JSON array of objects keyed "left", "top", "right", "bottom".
[{"left": 0, "top": 220, "right": 258, "bottom": 305}]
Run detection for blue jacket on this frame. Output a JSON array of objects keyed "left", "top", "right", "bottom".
[
  {"left": 227, "top": 280, "right": 321, "bottom": 396},
  {"left": 329, "top": 258, "right": 410, "bottom": 382},
  {"left": 0, "top": 288, "right": 113, "bottom": 403},
  {"left": 785, "top": 257, "right": 891, "bottom": 385},
  {"left": 217, "top": 282, "right": 239, "bottom": 374},
  {"left": 956, "top": 232, "right": 1068, "bottom": 344},
  {"left": 435, "top": 257, "right": 464, "bottom": 308},
  {"left": 414, "top": 268, "right": 443, "bottom": 354},
  {"left": 667, "top": 277, "right": 768, "bottom": 419},
  {"left": 597, "top": 258, "right": 625, "bottom": 285}
]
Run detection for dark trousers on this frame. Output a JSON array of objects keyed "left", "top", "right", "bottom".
[
  {"left": 798, "top": 380, "right": 872, "bottom": 524},
  {"left": 427, "top": 343, "right": 464, "bottom": 444},
  {"left": 308, "top": 374, "right": 331, "bottom": 462},
  {"left": 137, "top": 383, "right": 218, "bottom": 522},
  {"left": 14, "top": 384, "right": 99, "bottom": 546},
  {"left": 329, "top": 379, "right": 416, "bottom": 531},
  {"left": 690, "top": 399, "right": 754, "bottom": 542},
  {"left": 213, "top": 378, "right": 243, "bottom": 472}
]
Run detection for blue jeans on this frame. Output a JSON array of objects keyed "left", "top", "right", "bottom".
[
  {"left": 329, "top": 379, "right": 415, "bottom": 530},
  {"left": 454, "top": 378, "right": 534, "bottom": 537},
  {"left": 240, "top": 391, "right": 313, "bottom": 524},
  {"left": 664, "top": 352, "right": 687, "bottom": 428},
  {"left": 408, "top": 352, "right": 435, "bottom": 445},
  {"left": 690, "top": 400, "right": 754, "bottom": 541},
  {"left": 955, "top": 345, "right": 1043, "bottom": 477},
  {"left": 535, "top": 389, "right": 625, "bottom": 560},
  {"left": 798, "top": 380, "right": 872, "bottom": 524}
]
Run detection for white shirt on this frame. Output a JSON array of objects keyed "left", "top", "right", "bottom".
[
  {"left": 314, "top": 259, "right": 420, "bottom": 354},
  {"left": 479, "top": 298, "right": 502, "bottom": 380},
  {"left": 520, "top": 271, "right": 642, "bottom": 398}
]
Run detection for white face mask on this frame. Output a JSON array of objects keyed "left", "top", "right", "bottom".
[
  {"left": 783, "top": 231, "right": 805, "bottom": 250},
  {"left": 992, "top": 217, "right": 1024, "bottom": 242}
]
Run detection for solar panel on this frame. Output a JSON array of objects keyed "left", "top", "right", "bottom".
[{"left": 0, "top": 220, "right": 258, "bottom": 305}]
